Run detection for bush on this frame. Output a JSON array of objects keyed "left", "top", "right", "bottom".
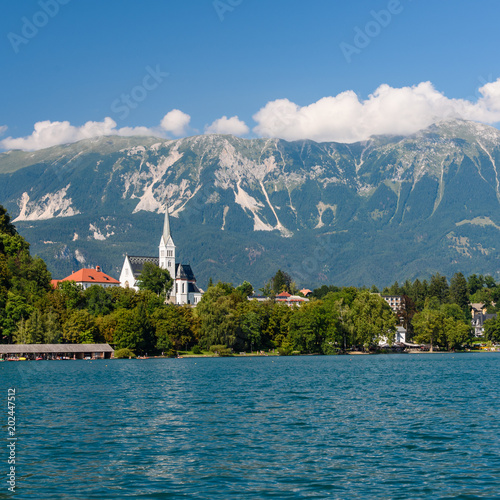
[
  {"left": 114, "top": 348, "right": 136, "bottom": 359},
  {"left": 192, "top": 345, "right": 203, "bottom": 354},
  {"left": 277, "top": 346, "right": 292, "bottom": 356},
  {"left": 209, "top": 345, "right": 233, "bottom": 356}
]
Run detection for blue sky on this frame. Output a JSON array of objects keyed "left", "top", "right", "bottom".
[{"left": 2, "top": 0, "right": 500, "bottom": 150}]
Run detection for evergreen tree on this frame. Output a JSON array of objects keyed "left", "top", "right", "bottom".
[
  {"left": 449, "top": 272, "right": 469, "bottom": 312},
  {"left": 429, "top": 273, "right": 449, "bottom": 304}
]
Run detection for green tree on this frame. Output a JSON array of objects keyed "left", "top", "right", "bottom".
[
  {"left": 236, "top": 280, "right": 254, "bottom": 298},
  {"left": 443, "top": 317, "right": 471, "bottom": 349},
  {"left": 413, "top": 308, "right": 445, "bottom": 351},
  {"left": 63, "top": 310, "right": 98, "bottom": 344},
  {"left": 467, "top": 274, "right": 485, "bottom": 295},
  {"left": 112, "top": 309, "right": 143, "bottom": 350},
  {"left": 261, "top": 269, "right": 296, "bottom": 296},
  {"left": 43, "top": 312, "right": 62, "bottom": 344},
  {"left": 84, "top": 285, "right": 113, "bottom": 316},
  {"left": 25, "top": 309, "right": 44, "bottom": 344},
  {"left": 287, "top": 301, "right": 336, "bottom": 354},
  {"left": 0, "top": 205, "right": 16, "bottom": 237},
  {"left": 484, "top": 316, "right": 500, "bottom": 342},
  {"left": 56, "top": 281, "right": 85, "bottom": 311},
  {"left": 344, "top": 291, "right": 396, "bottom": 348},
  {"left": 152, "top": 305, "right": 194, "bottom": 352},
  {"left": 449, "top": 272, "right": 469, "bottom": 312},
  {"left": 429, "top": 273, "right": 449, "bottom": 304},
  {"left": 196, "top": 282, "right": 244, "bottom": 349},
  {"left": 136, "top": 262, "right": 173, "bottom": 297}
]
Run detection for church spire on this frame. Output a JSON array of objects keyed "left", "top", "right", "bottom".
[
  {"left": 159, "top": 197, "right": 175, "bottom": 278},
  {"left": 163, "top": 198, "right": 171, "bottom": 241}
]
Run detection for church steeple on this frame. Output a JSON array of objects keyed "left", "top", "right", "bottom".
[
  {"left": 159, "top": 199, "right": 176, "bottom": 279},
  {"left": 162, "top": 201, "right": 172, "bottom": 242}
]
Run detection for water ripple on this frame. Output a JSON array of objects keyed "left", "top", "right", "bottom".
[{"left": 1, "top": 353, "right": 499, "bottom": 499}]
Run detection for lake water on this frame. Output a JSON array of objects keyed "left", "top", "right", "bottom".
[{"left": 1, "top": 353, "right": 499, "bottom": 499}]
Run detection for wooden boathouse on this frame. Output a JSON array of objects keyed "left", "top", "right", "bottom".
[{"left": 0, "top": 344, "right": 114, "bottom": 360}]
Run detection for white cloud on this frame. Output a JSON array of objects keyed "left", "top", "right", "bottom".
[
  {"left": 159, "top": 109, "right": 191, "bottom": 136},
  {"left": 4, "top": 79, "right": 500, "bottom": 152},
  {"left": 0, "top": 110, "right": 193, "bottom": 151},
  {"left": 253, "top": 80, "right": 500, "bottom": 143},
  {"left": 205, "top": 115, "right": 249, "bottom": 136},
  {"left": 0, "top": 118, "right": 156, "bottom": 151}
]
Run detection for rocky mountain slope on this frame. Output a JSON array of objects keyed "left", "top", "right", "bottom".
[{"left": 1, "top": 119, "right": 500, "bottom": 288}]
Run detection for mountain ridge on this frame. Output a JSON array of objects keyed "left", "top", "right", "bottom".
[{"left": 1, "top": 119, "right": 500, "bottom": 288}]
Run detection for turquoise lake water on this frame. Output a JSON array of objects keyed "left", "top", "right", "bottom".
[{"left": 1, "top": 353, "right": 499, "bottom": 499}]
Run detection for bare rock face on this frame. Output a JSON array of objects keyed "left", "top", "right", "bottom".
[{"left": 1, "top": 119, "right": 500, "bottom": 288}]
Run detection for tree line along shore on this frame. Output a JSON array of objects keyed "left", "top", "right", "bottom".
[{"left": 1, "top": 204, "right": 499, "bottom": 357}]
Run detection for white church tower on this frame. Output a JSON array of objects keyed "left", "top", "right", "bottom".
[
  {"left": 119, "top": 199, "right": 203, "bottom": 305},
  {"left": 158, "top": 202, "right": 176, "bottom": 279}
]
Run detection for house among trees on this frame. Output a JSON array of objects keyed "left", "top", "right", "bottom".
[
  {"left": 470, "top": 303, "right": 496, "bottom": 337},
  {"left": 381, "top": 295, "right": 403, "bottom": 313},
  {"left": 119, "top": 204, "right": 203, "bottom": 305},
  {"left": 275, "top": 291, "right": 309, "bottom": 306},
  {"left": 52, "top": 266, "right": 120, "bottom": 290}
]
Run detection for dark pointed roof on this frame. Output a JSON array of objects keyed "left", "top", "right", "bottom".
[
  {"left": 175, "top": 263, "right": 196, "bottom": 281},
  {"left": 127, "top": 256, "right": 160, "bottom": 278}
]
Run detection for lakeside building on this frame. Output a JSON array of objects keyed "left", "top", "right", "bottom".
[
  {"left": 378, "top": 326, "right": 407, "bottom": 347},
  {"left": 52, "top": 266, "right": 120, "bottom": 290},
  {"left": 0, "top": 344, "right": 114, "bottom": 360},
  {"left": 470, "top": 302, "right": 497, "bottom": 337},
  {"left": 119, "top": 205, "right": 203, "bottom": 305}
]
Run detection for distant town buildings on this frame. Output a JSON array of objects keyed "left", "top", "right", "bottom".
[{"left": 249, "top": 291, "right": 309, "bottom": 306}]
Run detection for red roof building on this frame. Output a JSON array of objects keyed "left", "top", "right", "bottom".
[{"left": 56, "top": 266, "right": 120, "bottom": 290}]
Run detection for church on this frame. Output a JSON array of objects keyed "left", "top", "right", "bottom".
[{"left": 119, "top": 206, "right": 203, "bottom": 305}]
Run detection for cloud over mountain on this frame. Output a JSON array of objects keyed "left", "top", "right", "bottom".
[
  {"left": 252, "top": 80, "right": 500, "bottom": 143},
  {"left": 205, "top": 115, "right": 249, "bottom": 136},
  {"left": 3, "top": 80, "right": 500, "bottom": 151}
]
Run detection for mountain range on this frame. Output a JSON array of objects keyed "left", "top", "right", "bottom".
[{"left": 1, "top": 119, "right": 500, "bottom": 289}]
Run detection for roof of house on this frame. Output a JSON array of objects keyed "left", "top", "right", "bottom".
[
  {"left": 127, "top": 256, "right": 160, "bottom": 278},
  {"left": 300, "top": 288, "right": 312, "bottom": 296},
  {"left": 471, "top": 313, "right": 496, "bottom": 326},
  {"left": 51, "top": 279, "right": 62, "bottom": 288},
  {"left": 126, "top": 257, "right": 197, "bottom": 283},
  {"left": 276, "top": 292, "right": 291, "bottom": 297},
  {"left": 0, "top": 344, "right": 114, "bottom": 354},
  {"left": 176, "top": 263, "right": 196, "bottom": 281},
  {"left": 62, "top": 267, "right": 120, "bottom": 285},
  {"left": 471, "top": 303, "right": 486, "bottom": 310}
]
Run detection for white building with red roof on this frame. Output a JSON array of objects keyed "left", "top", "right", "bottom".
[{"left": 53, "top": 266, "right": 120, "bottom": 290}]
